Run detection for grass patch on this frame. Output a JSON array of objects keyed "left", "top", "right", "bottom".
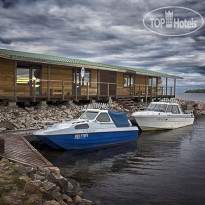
[{"left": 11, "top": 177, "right": 24, "bottom": 189}]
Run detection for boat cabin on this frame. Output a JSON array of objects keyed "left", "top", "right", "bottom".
[{"left": 146, "top": 102, "right": 183, "bottom": 114}]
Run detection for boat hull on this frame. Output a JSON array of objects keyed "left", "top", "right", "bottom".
[
  {"left": 133, "top": 116, "right": 194, "bottom": 131},
  {"left": 36, "top": 130, "right": 138, "bottom": 150}
]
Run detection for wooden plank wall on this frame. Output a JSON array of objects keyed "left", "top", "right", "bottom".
[
  {"left": 42, "top": 65, "right": 73, "bottom": 95},
  {"left": 135, "top": 75, "right": 146, "bottom": 95},
  {"left": 0, "top": 58, "right": 15, "bottom": 96},
  {"left": 0, "top": 57, "right": 163, "bottom": 99},
  {"left": 116, "top": 73, "right": 130, "bottom": 96},
  {"left": 80, "top": 69, "right": 97, "bottom": 96}
]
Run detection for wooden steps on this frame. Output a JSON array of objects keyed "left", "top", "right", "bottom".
[{"left": 116, "top": 97, "right": 145, "bottom": 112}]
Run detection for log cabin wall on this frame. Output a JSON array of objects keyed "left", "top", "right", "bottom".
[
  {"left": 49, "top": 65, "right": 72, "bottom": 95},
  {"left": 135, "top": 75, "right": 147, "bottom": 95},
  {"left": 80, "top": 69, "right": 97, "bottom": 96},
  {"left": 0, "top": 58, "right": 14, "bottom": 96},
  {"left": 116, "top": 72, "right": 130, "bottom": 96}
]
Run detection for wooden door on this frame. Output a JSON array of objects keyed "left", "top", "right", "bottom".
[{"left": 100, "top": 71, "right": 116, "bottom": 96}]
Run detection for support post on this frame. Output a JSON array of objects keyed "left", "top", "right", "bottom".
[
  {"left": 47, "top": 64, "right": 50, "bottom": 101},
  {"left": 145, "top": 77, "right": 148, "bottom": 105},
  {"left": 139, "top": 85, "right": 141, "bottom": 98},
  {"left": 87, "top": 82, "right": 89, "bottom": 100},
  {"left": 156, "top": 78, "right": 158, "bottom": 100},
  {"left": 62, "top": 80, "right": 64, "bottom": 101},
  {"left": 166, "top": 78, "right": 168, "bottom": 97},
  {"left": 132, "top": 75, "right": 135, "bottom": 99},
  {"left": 75, "top": 68, "right": 77, "bottom": 101},
  {"left": 151, "top": 85, "right": 153, "bottom": 99},
  {"left": 14, "top": 61, "right": 17, "bottom": 101},
  {"left": 97, "top": 70, "right": 100, "bottom": 100},
  {"left": 33, "top": 80, "right": 36, "bottom": 102},
  {"left": 107, "top": 83, "right": 110, "bottom": 98},
  {"left": 174, "top": 79, "right": 176, "bottom": 97}
]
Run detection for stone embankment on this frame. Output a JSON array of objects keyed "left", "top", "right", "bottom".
[
  {"left": 0, "top": 99, "right": 204, "bottom": 132},
  {"left": 177, "top": 98, "right": 205, "bottom": 115},
  {"left": 0, "top": 158, "right": 93, "bottom": 205},
  {"left": 0, "top": 101, "right": 127, "bottom": 131}
]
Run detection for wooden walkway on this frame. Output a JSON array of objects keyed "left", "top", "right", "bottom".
[{"left": 0, "top": 132, "right": 52, "bottom": 167}]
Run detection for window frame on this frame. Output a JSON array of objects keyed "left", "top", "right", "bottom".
[
  {"left": 74, "top": 123, "right": 89, "bottom": 129},
  {"left": 96, "top": 112, "right": 111, "bottom": 123},
  {"left": 16, "top": 64, "right": 42, "bottom": 95},
  {"left": 123, "top": 74, "right": 131, "bottom": 88},
  {"left": 73, "top": 68, "right": 91, "bottom": 87}
]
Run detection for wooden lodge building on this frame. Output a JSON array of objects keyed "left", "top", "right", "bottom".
[{"left": 0, "top": 48, "right": 182, "bottom": 104}]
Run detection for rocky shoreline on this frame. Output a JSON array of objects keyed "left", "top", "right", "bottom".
[
  {"left": 0, "top": 99, "right": 204, "bottom": 132},
  {"left": 0, "top": 101, "right": 129, "bottom": 131},
  {"left": 0, "top": 158, "right": 93, "bottom": 205}
]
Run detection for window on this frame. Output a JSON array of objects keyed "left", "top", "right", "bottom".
[
  {"left": 124, "top": 74, "right": 130, "bottom": 87},
  {"left": 148, "top": 77, "right": 157, "bottom": 87},
  {"left": 153, "top": 104, "right": 167, "bottom": 112},
  {"left": 171, "top": 105, "right": 180, "bottom": 114},
  {"left": 75, "top": 124, "right": 89, "bottom": 129},
  {"left": 17, "top": 68, "right": 30, "bottom": 84},
  {"left": 80, "top": 111, "right": 98, "bottom": 120},
  {"left": 96, "top": 113, "right": 110, "bottom": 122},
  {"left": 167, "top": 105, "right": 172, "bottom": 112},
  {"left": 73, "top": 69, "right": 91, "bottom": 86},
  {"left": 83, "top": 71, "right": 90, "bottom": 86}
]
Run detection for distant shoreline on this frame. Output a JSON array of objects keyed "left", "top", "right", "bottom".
[{"left": 184, "top": 89, "right": 205, "bottom": 93}]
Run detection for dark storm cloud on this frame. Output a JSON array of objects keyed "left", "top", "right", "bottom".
[{"left": 0, "top": 0, "right": 204, "bottom": 92}]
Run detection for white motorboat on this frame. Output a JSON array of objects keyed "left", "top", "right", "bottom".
[{"left": 132, "top": 102, "right": 194, "bottom": 131}]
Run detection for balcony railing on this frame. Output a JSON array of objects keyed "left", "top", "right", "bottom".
[{"left": 0, "top": 79, "right": 175, "bottom": 102}]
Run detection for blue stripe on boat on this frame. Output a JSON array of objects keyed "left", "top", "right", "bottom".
[{"left": 42, "top": 130, "right": 138, "bottom": 150}]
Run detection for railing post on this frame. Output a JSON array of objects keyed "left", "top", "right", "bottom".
[
  {"left": 166, "top": 78, "right": 168, "bottom": 97},
  {"left": 151, "top": 85, "right": 153, "bottom": 99},
  {"left": 62, "top": 80, "right": 64, "bottom": 101},
  {"left": 33, "top": 80, "right": 36, "bottom": 102},
  {"left": 75, "top": 68, "right": 77, "bottom": 101},
  {"left": 139, "top": 85, "right": 141, "bottom": 98},
  {"left": 170, "top": 87, "right": 172, "bottom": 97},
  {"left": 145, "top": 85, "right": 148, "bottom": 105},
  {"left": 107, "top": 83, "right": 110, "bottom": 97},
  {"left": 97, "top": 70, "right": 100, "bottom": 100},
  {"left": 14, "top": 61, "right": 17, "bottom": 101},
  {"left": 47, "top": 65, "right": 50, "bottom": 101},
  {"left": 87, "top": 82, "right": 89, "bottom": 100}
]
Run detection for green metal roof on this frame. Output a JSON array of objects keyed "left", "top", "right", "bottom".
[{"left": 0, "top": 48, "right": 182, "bottom": 79}]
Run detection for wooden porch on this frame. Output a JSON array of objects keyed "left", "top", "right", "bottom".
[{"left": 0, "top": 79, "right": 176, "bottom": 103}]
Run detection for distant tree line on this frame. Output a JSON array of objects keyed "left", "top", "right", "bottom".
[{"left": 185, "top": 89, "right": 205, "bottom": 93}]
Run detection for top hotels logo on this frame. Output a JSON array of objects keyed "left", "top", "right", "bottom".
[{"left": 143, "top": 6, "right": 204, "bottom": 36}]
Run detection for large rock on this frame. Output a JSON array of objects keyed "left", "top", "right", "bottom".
[
  {"left": 43, "top": 200, "right": 60, "bottom": 205},
  {"left": 0, "top": 120, "right": 15, "bottom": 130},
  {"left": 195, "top": 103, "right": 205, "bottom": 110}
]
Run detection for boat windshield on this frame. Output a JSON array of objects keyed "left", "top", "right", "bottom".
[
  {"left": 146, "top": 103, "right": 167, "bottom": 112},
  {"left": 80, "top": 111, "right": 99, "bottom": 120}
]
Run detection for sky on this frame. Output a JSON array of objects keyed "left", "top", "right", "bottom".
[{"left": 0, "top": 0, "right": 204, "bottom": 93}]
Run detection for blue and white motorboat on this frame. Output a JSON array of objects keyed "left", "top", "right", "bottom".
[{"left": 33, "top": 109, "right": 139, "bottom": 150}]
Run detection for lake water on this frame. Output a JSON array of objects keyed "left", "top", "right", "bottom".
[
  {"left": 37, "top": 115, "right": 205, "bottom": 205},
  {"left": 176, "top": 93, "right": 205, "bottom": 102}
]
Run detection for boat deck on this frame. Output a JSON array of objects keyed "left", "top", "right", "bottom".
[{"left": 0, "top": 131, "right": 52, "bottom": 167}]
